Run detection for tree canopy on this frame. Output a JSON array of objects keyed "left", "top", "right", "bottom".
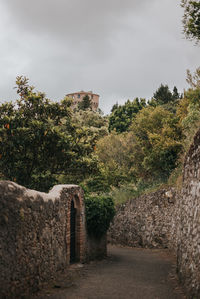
[
  {"left": 148, "top": 84, "right": 181, "bottom": 113},
  {"left": 129, "top": 106, "right": 183, "bottom": 181},
  {"left": 181, "top": 0, "right": 200, "bottom": 43},
  {"left": 108, "top": 98, "right": 146, "bottom": 133},
  {"left": 78, "top": 94, "right": 92, "bottom": 110},
  {"left": 0, "top": 76, "right": 98, "bottom": 191}
]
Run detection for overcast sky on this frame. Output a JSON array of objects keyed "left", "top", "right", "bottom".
[{"left": 0, "top": 0, "right": 199, "bottom": 114}]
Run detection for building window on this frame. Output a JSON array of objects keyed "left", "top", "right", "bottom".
[{"left": 78, "top": 94, "right": 80, "bottom": 98}]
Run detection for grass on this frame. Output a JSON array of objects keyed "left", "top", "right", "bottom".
[{"left": 108, "top": 179, "right": 168, "bottom": 206}]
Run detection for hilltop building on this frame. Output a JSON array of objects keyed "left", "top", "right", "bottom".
[{"left": 66, "top": 90, "right": 99, "bottom": 111}]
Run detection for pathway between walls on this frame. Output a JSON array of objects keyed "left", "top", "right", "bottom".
[{"left": 33, "top": 245, "right": 185, "bottom": 299}]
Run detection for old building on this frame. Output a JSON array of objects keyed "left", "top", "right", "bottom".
[{"left": 66, "top": 90, "right": 99, "bottom": 111}]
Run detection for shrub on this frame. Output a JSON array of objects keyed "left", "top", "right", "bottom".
[
  {"left": 81, "top": 176, "right": 110, "bottom": 193},
  {"left": 85, "top": 195, "right": 115, "bottom": 238}
]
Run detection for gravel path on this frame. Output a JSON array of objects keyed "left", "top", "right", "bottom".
[{"left": 34, "top": 245, "right": 185, "bottom": 299}]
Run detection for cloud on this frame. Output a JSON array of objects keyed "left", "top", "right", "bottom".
[
  {"left": 0, "top": 0, "right": 199, "bottom": 113},
  {"left": 2, "top": 0, "right": 155, "bottom": 63},
  {"left": 3, "top": 0, "right": 151, "bottom": 39}
]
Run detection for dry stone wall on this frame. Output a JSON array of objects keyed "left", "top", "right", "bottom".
[
  {"left": 109, "top": 128, "right": 200, "bottom": 298},
  {"left": 0, "top": 181, "right": 86, "bottom": 298},
  {"left": 177, "top": 130, "right": 200, "bottom": 298},
  {"left": 108, "top": 188, "right": 179, "bottom": 250}
]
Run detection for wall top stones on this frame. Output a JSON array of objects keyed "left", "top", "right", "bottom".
[{"left": 0, "top": 180, "right": 82, "bottom": 202}]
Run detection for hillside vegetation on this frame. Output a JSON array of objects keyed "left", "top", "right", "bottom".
[{"left": 0, "top": 69, "right": 199, "bottom": 207}]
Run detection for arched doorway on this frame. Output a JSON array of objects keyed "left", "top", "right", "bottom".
[{"left": 70, "top": 200, "right": 76, "bottom": 263}]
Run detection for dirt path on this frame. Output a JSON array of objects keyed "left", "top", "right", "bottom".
[{"left": 34, "top": 246, "right": 185, "bottom": 299}]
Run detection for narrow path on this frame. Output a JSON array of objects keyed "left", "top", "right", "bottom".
[{"left": 34, "top": 246, "right": 185, "bottom": 299}]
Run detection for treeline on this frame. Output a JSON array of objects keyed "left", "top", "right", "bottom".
[
  {"left": 0, "top": 71, "right": 200, "bottom": 236},
  {"left": 0, "top": 1, "right": 199, "bottom": 236},
  {"left": 94, "top": 69, "right": 200, "bottom": 201},
  {"left": 85, "top": 70, "right": 200, "bottom": 204},
  {"left": 0, "top": 76, "right": 114, "bottom": 237},
  {"left": 1, "top": 69, "right": 199, "bottom": 204},
  {"left": 0, "top": 76, "right": 107, "bottom": 191}
]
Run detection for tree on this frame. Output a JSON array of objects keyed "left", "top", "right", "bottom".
[
  {"left": 95, "top": 132, "right": 137, "bottom": 187},
  {"left": 153, "top": 84, "right": 174, "bottom": 105},
  {"left": 177, "top": 86, "right": 200, "bottom": 150},
  {"left": 72, "top": 109, "right": 108, "bottom": 141},
  {"left": 148, "top": 84, "right": 180, "bottom": 113},
  {"left": 0, "top": 76, "right": 98, "bottom": 191},
  {"left": 111, "top": 102, "right": 119, "bottom": 113},
  {"left": 177, "top": 68, "right": 200, "bottom": 129},
  {"left": 186, "top": 67, "right": 200, "bottom": 88},
  {"left": 181, "top": 0, "right": 200, "bottom": 43},
  {"left": 108, "top": 98, "right": 146, "bottom": 133},
  {"left": 172, "top": 86, "right": 180, "bottom": 100},
  {"left": 130, "top": 106, "right": 183, "bottom": 181},
  {"left": 78, "top": 94, "right": 92, "bottom": 110}
]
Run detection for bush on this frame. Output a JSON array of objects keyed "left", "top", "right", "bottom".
[
  {"left": 109, "top": 180, "right": 167, "bottom": 206},
  {"left": 85, "top": 195, "right": 115, "bottom": 238},
  {"left": 81, "top": 176, "right": 110, "bottom": 193},
  {"left": 109, "top": 183, "right": 137, "bottom": 206}
]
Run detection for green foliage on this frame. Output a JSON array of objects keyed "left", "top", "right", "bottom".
[
  {"left": 64, "top": 109, "right": 109, "bottom": 186},
  {"left": 153, "top": 84, "right": 174, "bottom": 105},
  {"left": 109, "top": 179, "right": 167, "bottom": 206},
  {"left": 3, "top": 73, "right": 200, "bottom": 210},
  {"left": 130, "top": 106, "right": 183, "bottom": 181},
  {"left": 96, "top": 132, "right": 137, "bottom": 187},
  {"left": 96, "top": 104, "right": 183, "bottom": 190},
  {"left": 178, "top": 86, "right": 200, "bottom": 151},
  {"left": 78, "top": 94, "right": 92, "bottom": 110},
  {"left": 109, "top": 183, "right": 137, "bottom": 206},
  {"left": 72, "top": 109, "right": 108, "bottom": 140},
  {"left": 149, "top": 84, "right": 181, "bottom": 113},
  {"left": 108, "top": 98, "right": 146, "bottom": 133},
  {"left": 172, "top": 86, "right": 180, "bottom": 100},
  {"left": 0, "top": 76, "right": 98, "bottom": 191},
  {"left": 81, "top": 175, "right": 110, "bottom": 193},
  {"left": 181, "top": 0, "right": 200, "bottom": 43},
  {"left": 186, "top": 67, "right": 200, "bottom": 88},
  {"left": 110, "top": 103, "right": 119, "bottom": 113},
  {"left": 168, "top": 163, "right": 183, "bottom": 188},
  {"left": 168, "top": 82, "right": 200, "bottom": 187},
  {"left": 85, "top": 195, "right": 115, "bottom": 238}
]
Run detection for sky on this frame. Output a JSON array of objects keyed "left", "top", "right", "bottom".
[{"left": 0, "top": 0, "right": 199, "bottom": 114}]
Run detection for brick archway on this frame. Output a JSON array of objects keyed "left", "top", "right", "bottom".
[{"left": 66, "top": 194, "right": 85, "bottom": 264}]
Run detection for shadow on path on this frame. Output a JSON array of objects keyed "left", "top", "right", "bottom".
[{"left": 33, "top": 245, "right": 185, "bottom": 299}]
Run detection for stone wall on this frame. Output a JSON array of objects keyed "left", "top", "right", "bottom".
[
  {"left": 0, "top": 181, "right": 86, "bottom": 298},
  {"left": 177, "top": 130, "right": 200, "bottom": 297},
  {"left": 108, "top": 188, "right": 180, "bottom": 251},
  {"left": 109, "top": 128, "right": 200, "bottom": 298}
]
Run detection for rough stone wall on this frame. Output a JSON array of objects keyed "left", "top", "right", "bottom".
[
  {"left": 109, "top": 129, "right": 200, "bottom": 298},
  {"left": 108, "top": 188, "right": 179, "bottom": 250},
  {"left": 177, "top": 130, "right": 200, "bottom": 298},
  {"left": 0, "top": 181, "right": 86, "bottom": 298}
]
